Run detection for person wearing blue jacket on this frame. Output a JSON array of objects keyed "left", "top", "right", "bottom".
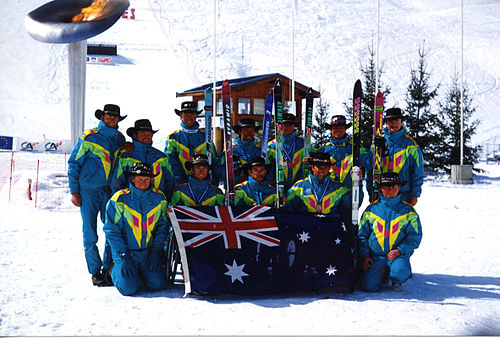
[
  {"left": 111, "top": 119, "right": 175, "bottom": 200},
  {"left": 67, "top": 104, "right": 126, "bottom": 286},
  {"left": 358, "top": 172, "right": 422, "bottom": 292},
  {"left": 104, "top": 162, "right": 169, "bottom": 296},
  {"left": 171, "top": 154, "right": 225, "bottom": 207},
  {"left": 285, "top": 152, "right": 350, "bottom": 225},
  {"left": 371, "top": 108, "right": 425, "bottom": 206},
  {"left": 164, "top": 101, "right": 221, "bottom": 186},
  {"left": 235, "top": 156, "right": 276, "bottom": 207},
  {"left": 231, "top": 118, "right": 262, "bottom": 184}
]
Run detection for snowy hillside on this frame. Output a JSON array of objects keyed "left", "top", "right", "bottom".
[{"left": 1, "top": 0, "right": 500, "bottom": 150}]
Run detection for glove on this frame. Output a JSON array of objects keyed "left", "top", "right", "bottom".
[
  {"left": 118, "top": 252, "right": 136, "bottom": 278},
  {"left": 147, "top": 249, "right": 164, "bottom": 273},
  {"left": 374, "top": 136, "right": 389, "bottom": 157}
]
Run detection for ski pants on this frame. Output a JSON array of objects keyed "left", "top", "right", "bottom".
[
  {"left": 80, "top": 189, "right": 112, "bottom": 275},
  {"left": 111, "top": 251, "right": 168, "bottom": 296},
  {"left": 359, "top": 254, "right": 412, "bottom": 292}
]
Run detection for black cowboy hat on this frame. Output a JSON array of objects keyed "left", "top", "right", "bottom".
[
  {"left": 282, "top": 113, "right": 297, "bottom": 125},
  {"left": 125, "top": 162, "right": 159, "bottom": 178},
  {"left": 233, "top": 117, "right": 262, "bottom": 134},
  {"left": 325, "top": 115, "right": 352, "bottom": 129},
  {"left": 306, "top": 152, "right": 332, "bottom": 167},
  {"left": 242, "top": 156, "right": 272, "bottom": 173},
  {"left": 185, "top": 154, "right": 212, "bottom": 171},
  {"left": 383, "top": 108, "right": 405, "bottom": 123},
  {"left": 95, "top": 104, "right": 127, "bottom": 121},
  {"left": 175, "top": 101, "right": 203, "bottom": 116},
  {"left": 380, "top": 172, "right": 406, "bottom": 187},
  {"left": 126, "top": 119, "right": 159, "bottom": 138}
]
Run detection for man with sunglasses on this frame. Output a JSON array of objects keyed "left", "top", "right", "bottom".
[
  {"left": 358, "top": 172, "right": 422, "bottom": 292},
  {"left": 68, "top": 104, "right": 127, "bottom": 287}
]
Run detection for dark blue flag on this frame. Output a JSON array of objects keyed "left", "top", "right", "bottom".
[
  {"left": 0, "top": 136, "right": 14, "bottom": 150},
  {"left": 169, "top": 206, "right": 355, "bottom": 296}
]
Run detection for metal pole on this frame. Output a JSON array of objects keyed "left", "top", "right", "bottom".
[
  {"left": 375, "top": 0, "right": 380, "bottom": 94},
  {"left": 213, "top": 0, "right": 217, "bottom": 147},
  {"left": 291, "top": 0, "right": 295, "bottom": 115},
  {"left": 69, "top": 40, "right": 87, "bottom": 148},
  {"left": 460, "top": 0, "right": 464, "bottom": 165}
]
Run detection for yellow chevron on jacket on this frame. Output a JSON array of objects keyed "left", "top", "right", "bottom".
[
  {"left": 75, "top": 140, "right": 112, "bottom": 180},
  {"left": 361, "top": 211, "right": 387, "bottom": 251}
]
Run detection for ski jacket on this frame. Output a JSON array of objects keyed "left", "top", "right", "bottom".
[
  {"left": 232, "top": 138, "right": 262, "bottom": 165},
  {"left": 111, "top": 140, "right": 175, "bottom": 199},
  {"left": 164, "top": 122, "right": 219, "bottom": 185},
  {"left": 285, "top": 174, "right": 350, "bottom": 222},
  {"left": 171, "top": 176, "right": 224, "bottom": 207},
  {"left": 103, "top": 184, "right": 168, "bottom": 258},
  {"left": 379, "top": 128, "right": 425, "bottom": 198},
  {"left": 358, "top": 194, "right": 422, "bottom": 259},
  {"left": 68, "top": 120, "right": 125, "bottom": 194},
  {"left": 234, "top": 177, "right": 277, "bottom": 207},
  {"left": 266, "top": 133, "right": 306, "bottom": 191}
]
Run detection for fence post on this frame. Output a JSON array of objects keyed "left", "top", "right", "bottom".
[
  {"left": 8, "top": 152, "right": 14, "bottom": 203},
  {"left": 35, "top": 160, "right": 40, "bottom": 208}
]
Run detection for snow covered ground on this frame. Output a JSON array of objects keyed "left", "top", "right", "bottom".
[{"left": 0, "top": 151, "right": 499, "bottom": 336}]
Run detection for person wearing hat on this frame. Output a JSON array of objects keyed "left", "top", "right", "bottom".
[
  {"left": 234, "top": 156, "right": 277, "bottom": 207},
  {"left": 165, "top": 101, "right": 221, "bottom": 187},
  {"left": 285, "top": 152, "right": 350, "bottom": 224},
  {"left": 266, "top": 113, "right": 307, "bottom": 192},
  {"left": 68, "top": 104, "right": 127, "bottom": 287},
  {"left": 111, "top": 119, "right": 175, "bottom": 200},
  {"left": 358, "top": 172, "right": 422, "bottom": 292},
  {"left": 370, "top": 107, "right": 424, "bottom": 206},
  {"left": 232, "top": 117, "right": 262, "bottom": 165},
  {"left": 103, "top": 162, "right": 169, "bottom": 296},
  {"left": 171, "top": 154, "right": 224, "bottom": 207},
  {"left": 317, "top": 114, "right": 371, "bottom": 204}
]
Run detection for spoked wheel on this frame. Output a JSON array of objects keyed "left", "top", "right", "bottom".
[{"left": 165, "top": 228, "right": 181, "bottom": 286}]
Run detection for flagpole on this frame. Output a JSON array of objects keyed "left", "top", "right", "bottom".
[
  {"left": 291, "top": 0, "right": 295, "bottom": 115},
  {"left": 213, "top": 0, "right": 217, "bottom": 150},
  {"left": 375, "top": 0, "right": 380, "bottom": 94}
]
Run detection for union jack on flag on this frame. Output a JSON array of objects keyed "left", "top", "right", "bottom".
[{"left": 173, "top": 205, "right": 280, "bottom": 249}]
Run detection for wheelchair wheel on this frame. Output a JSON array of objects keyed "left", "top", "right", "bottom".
[{"left": 165, "top": 229, "right": 181, "bottom": 286}]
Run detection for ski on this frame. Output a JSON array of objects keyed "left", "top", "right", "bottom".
[
  {"left": 372, "top": 91, "right": 384, "bottom": 202},
  {"left": 204, "top": 87, "right": 213, "bottom": 165},
  {"left": 222, "top": 79, "right": 235, "bottom": 206},
  {"left": 351, "top": 80, "right": 362, "bottom": 230},
  {"left": 303, "top": 87, "right": 314, "bottom": 177},
  {"left": 274, "top": 78, "right": 285, "bottom": 208},
  {"left": 261, "top": 91, "right": 273, "bottom": 159}
]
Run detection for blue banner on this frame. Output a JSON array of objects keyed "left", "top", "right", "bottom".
[{"left": 0, "top": 136, "right": 14, "bottom": 150}]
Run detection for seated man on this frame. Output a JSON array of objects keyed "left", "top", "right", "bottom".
[
  {"left": 285, "top": 152, "right": 350, "bottom": 225},
  {"left": 103, "top": 162, "right": 169, "bottom": 296},
  {"left": 235, "top": 156, "right": 276, "bottom": 207},
  {"left": 358, "top": 172, "right": 422, "bottom": 292},
  {"left": 171, "top": 154, "right": 224, "bottom": 206}
]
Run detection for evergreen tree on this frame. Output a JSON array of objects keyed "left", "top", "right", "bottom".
[
  {"left": 433, "top": 74, "right": 481, "bottom": 171},
  {"left": 404, "top": 42, "right": 440, "bottom": 167},
  {"left": 312, "top": 96, "right": 331, "bottom": 149},
  {"left": 344, "top": 43, "right": 390, "bottom": 148}
]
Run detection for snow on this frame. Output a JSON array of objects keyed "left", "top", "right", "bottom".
[{"left": 1, "top": 0, "right": 500, "bottom": 335}]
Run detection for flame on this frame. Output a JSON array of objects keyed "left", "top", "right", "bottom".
[{"left": 72, "top": 0, "right": 109, "bottom": 22}]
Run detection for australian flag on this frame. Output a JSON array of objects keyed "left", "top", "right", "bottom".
[
  {"left": 168, "top": 206, "right": 355, "bottom": 296},
  {"left": 0, "top": 136, "right": 14, "bottom": 150}
]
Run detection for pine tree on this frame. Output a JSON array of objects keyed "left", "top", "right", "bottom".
[
  {"left": 344, "top": 43, "right": 390, "bottom": 148},
  {"left": 312, "top": 97, "right": 331, "bottom": 149},
  {"left": 404, "top": 42, "right": 440, "bottom": 167},
  {"left": 433, "top": 74, "right": 481, "bottom": 171}
]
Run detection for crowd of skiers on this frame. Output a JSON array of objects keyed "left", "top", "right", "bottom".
[{"left": 68, "top": 101, "right": 423, "bottom": 296}]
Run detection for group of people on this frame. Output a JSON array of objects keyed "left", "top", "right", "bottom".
[{"left": 68, "top": 100, "right": 423, "bottom": 296}]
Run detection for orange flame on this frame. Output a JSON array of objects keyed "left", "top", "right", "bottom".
[{"left": 72, "top": 0, "right": 109, "bottom": 22}]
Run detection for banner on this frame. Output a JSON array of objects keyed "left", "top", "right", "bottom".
[
  {"left": 0, "top": 136, "right": 15, "bottom": 150},
  {"left": 168, "top": 206, "right": 355, "bottom": 296}
]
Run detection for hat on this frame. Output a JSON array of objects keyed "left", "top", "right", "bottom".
[
  {"left": 233, "top": 118, "right": 262, "bottom": 134},
  {"left": 95, "top": 104, "right": 127, "bottom": 121},
  {"left": 380, "top": 172, "right": 406, "bottom": 187},
  {"left": 282, "top": 113, "right": 297, "bottom": 125},
  {"left": 175, "top": 101, "right": 203, "bottom": 116},
  {"left": 126, "top": 119, "right": 159, "bottom": 138},
  {"left": 185, "top": 154, "right": 211, "bottom": 171},
  {"left": 308, "top": 152, "right": 332, "bottom": 167},
  {"left": 383, "top": 108, "right": 404, "bottom": 123},
  {"left": 242, "top": 156, "right": 272, "bottom": 173},
  {"left": 325, "top": 115, "right": 352, "bottom": 129},
  {"left": 126, "top": 162, "right": 158, "bottom": 178}
]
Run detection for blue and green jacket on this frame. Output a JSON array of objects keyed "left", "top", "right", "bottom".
[
  {"left": 235, "top": 177, "right": 277, "bottom": 207},
  {"left": 358, "top": 194, "right": 422, "bottom": 259},
  {"left": 103, "top": 184, "right": 169, "bottom": 260},
  {"left": 68, "top": 120, "right": 125, "bottom": 193},
  {"left": 171, "top": 176, "right": 224, "bottom": 207},
  {"left": 233, "top": 138, "right": 262, "bottom": 165},
  {"left": 111, "top": 140, "right": 175, "bottom": 200}
]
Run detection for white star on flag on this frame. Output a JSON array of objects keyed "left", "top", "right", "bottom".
[
  {"left": 297, "top": 231, "right": 310, "bottom": 243},
  {"left": 224, "top": 259, "right": 249, "bottom": 284},
  {"left": 326, "top": 265, "right": 337, "bottom": 276},
  {"left": 334, "top": 238, "right": 341, "bottom": 245}
]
